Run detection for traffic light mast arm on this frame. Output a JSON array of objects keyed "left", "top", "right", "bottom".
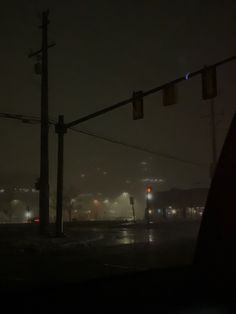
[{"left": 66, "top": 54, "right": 236, "bottom": 129}]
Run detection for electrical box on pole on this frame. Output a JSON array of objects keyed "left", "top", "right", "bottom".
[
  {"left": 202, "top": 66, "right": 217, "bottom": 99},
  {"left": 132, "top": 91, "right": 143, "bottom": 120},
  {"left": 162, "top": 83, "right": 177, "bottom": 106}
]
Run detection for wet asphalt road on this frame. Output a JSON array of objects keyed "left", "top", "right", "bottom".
[
  {"left": 0, "top": 221, "right": 201, "bottom": 287},
  {"left": 64, "top": 220, "right": 200, "bottom": 246}
]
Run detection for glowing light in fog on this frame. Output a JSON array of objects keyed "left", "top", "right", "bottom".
[
  {"left": 93, "top": 200, "right": 99, "bottom": 206},
  {"left": 12, "top": 200, "right": 20, "bottom": 205},
  {"left": 25, "top": 212, "right": 31, "bottom": 218}
]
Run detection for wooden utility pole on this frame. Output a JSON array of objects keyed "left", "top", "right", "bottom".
[
  {"left": 39, "top": 10, "right": 50, "bottom": 235},
  {"left": 28, "top": 10, "right": 55, "bottom": 235}
]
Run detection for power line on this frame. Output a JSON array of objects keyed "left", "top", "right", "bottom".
[
  {"left": 0, "top": 112, "right": 206, "bottom": 167},
  {"left": 0, "top": 112, "right": 41, "bottom": 123},
  {"left": 69, "top": 127, "right": 208, "bottom": 168}
]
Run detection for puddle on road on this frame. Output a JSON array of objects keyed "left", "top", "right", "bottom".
[{"left": 113, "top": 229, "right": 158, "bottom": 245}]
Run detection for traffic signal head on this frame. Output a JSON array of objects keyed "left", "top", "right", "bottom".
[{"left": 146, "top": 186, "right": 152, "bottom": 193}]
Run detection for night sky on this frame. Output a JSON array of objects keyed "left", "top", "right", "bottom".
[{"left": 0, "top": 0, "right": 236, "bottom": 197}]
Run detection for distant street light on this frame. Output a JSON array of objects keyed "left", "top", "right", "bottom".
[
  {"left": 25, "top": 212, "right": 31, "bottom": 218},
  {"left": 25, "top": 206, "right": 31, "bottom": 222},
  {"left": 145, "top": 186, "right": 153, "bottom": 225}
]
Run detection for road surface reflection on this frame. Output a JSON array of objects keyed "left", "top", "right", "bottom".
[{"left": 110, "top": 228, "right": 158, "bottom": 245}]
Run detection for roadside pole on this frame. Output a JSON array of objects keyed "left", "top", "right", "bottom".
[
  {"left": 55, "top": 115, "right": 67, "bottom": 235},
  {"left": 39, "top": 10, "right": 50, "bottom": 235},
  {"left": 129, "top": 196, "right": 136, "bottom": 223},
  {"left": 146, "top": 196, "right": 150, "bottom": 225},
  {"left": 28, "top": 10, "right": 55, "bottom": 235},
  {"left": 132, "top": 204, "right": 136, "bottom": 223},
  {"left": 210, "top": 99, "right": 217, "bottom": 179}
]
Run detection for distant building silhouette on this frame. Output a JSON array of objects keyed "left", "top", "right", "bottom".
[{"left": 151, "top": 188, "right": 208, "bottom": 219}]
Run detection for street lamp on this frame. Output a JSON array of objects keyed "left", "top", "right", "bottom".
[
  {"left": 146, "top": 186, "right": 153, "bottom": 225},
  {"left": 25, "top": 206, "right": 31, "bottom": 222}
]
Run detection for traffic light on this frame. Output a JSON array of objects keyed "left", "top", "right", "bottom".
[
  {"left": 202, "top": 66, "right": 217, "bottom": 99},
  {"left": 132, "top": 91, "right": 143, "bottom": 120},
  {"left": 162, "top": 83, "right": 177, "bottom": 106},
  {"left": 146, "top": 186, "right": 152, "bottom": 193}
]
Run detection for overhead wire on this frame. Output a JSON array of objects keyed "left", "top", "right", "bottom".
[{"left": 0, "top": 112, "right": 208, "bottom": 168}]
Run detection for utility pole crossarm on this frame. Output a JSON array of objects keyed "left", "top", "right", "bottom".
[
  {"left": 66, "top": 54, "right": 236, "bottom": 129},
  {"left": 28, "top": 43, "right": 56, "bottom": 58}
]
